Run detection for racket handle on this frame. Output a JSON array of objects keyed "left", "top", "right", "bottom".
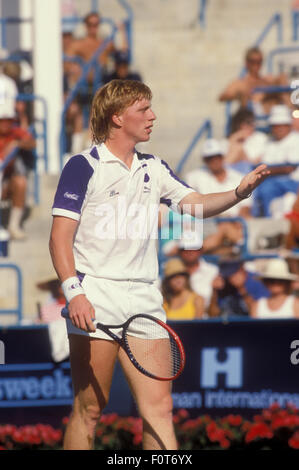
[{"left": 61, "top": 306, "right": 69, "bottom": 319}]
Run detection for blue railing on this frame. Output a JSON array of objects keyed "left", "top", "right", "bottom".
[
  {"left": 292, "top": 10, "right": 299, "bottom": 41},
  {"left": 175, "top": 120, "right": 212, "bottom": 175},
  {"left": 17, "top": 93, "right": 49, "bottom": 173},
  {"left": 60, "top": 26, "right": 117, "bottom": 168},
  {"left": 265, "top": 45, "right": 299, "bottom": 74},
  {"left": 0, "top": 264, "right": 23, "bottom": 323},
  {"left": 118, "top": 0, "right": 134, "bottom": 63},
  {"left": 0, "top": 17, "right": 32, "bottom": 49},
  {"left": 198, "top": 0, "right": 207, "bottom": 28},
  {"left": 254, "top": 12, "right": 283, "bottom": 47}
]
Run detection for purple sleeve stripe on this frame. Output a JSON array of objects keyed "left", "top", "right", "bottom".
[
  {"left": 90, "top": 146, "right": 100, "bottom": 160},
  {"left": 52, "top": 155, "right": 94, "bottom": 214},
  {"left": 136, "top": 151, "right": 155, "bottom": 160},
  {"left": 160, "top": 159, "right": 191, "bottom": 188}
]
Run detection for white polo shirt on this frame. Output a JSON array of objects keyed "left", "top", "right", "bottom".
[
  {"left": 262, "top": 131, "right": 299, "bottom": 166},
  {"left": 52, "top": 143, "right": 195, "bottom": 281}
]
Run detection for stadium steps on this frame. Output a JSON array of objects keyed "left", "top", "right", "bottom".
[{"left": 0, "top": 173, "right": 59, "bottom": 322}]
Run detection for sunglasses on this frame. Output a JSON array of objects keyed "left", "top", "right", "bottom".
[
  {"left": 86, "top": 21, "right": 99, "bottom": 27},
  {"left": 247, "top": 58, "right": 263, "bottom": 65}
]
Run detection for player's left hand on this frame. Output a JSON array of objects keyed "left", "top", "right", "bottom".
[{"left": 237, "top": 164, "right": 270, "bottom": 198}]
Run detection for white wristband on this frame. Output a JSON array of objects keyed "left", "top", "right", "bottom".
[{"left": 62, "top": 276, "right": 85, "bottom": 303}]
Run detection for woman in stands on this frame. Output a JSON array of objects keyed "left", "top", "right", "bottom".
[
  {"left": 162, "top": 258, "right": 204, "bottom": 320},
  {"left": 250, "top": 258, "right": 299, "bottom": 319}
]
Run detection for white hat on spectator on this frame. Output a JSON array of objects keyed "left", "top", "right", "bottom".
[
  {"left": 202, "top": 139, "right": 224, "bottom": 158},
  {"left": 269, "top": 105, "right": 292, "bottom": 126},
  {"left": 179, "top": 229, "right": 203, "bottom": 250},
  {"left": 0, "top": 102, "right": 16, "bottom": 119},
  {"left": 0, "top": 48, "right": 9, "bottom": 61},
  {"left": 259, "top": 258, "right": 298, "bottom": 281}
]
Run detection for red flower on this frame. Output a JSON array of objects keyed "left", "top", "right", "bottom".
[
  {"left": 220, "top": 438, "right": 231, "bottom": 449},
  {"left": 62, "top": 417, "right": 69, "bottom": 426},
  {"left": 133, "top": 433, "right": 142, "bottom": 446},
  {"left": 289, "top": 431, "right": 299, "bottom": 449},
  {"left": 226, "top": 414, "right": 243, "bottom": 426},
  {"left": 177, "top": 409, "right": 189, "bottom": 420},
  {"left": 245, "top": 423, "right": 273, "bottom": 444},
  {"left": 269, "top": 402, "right": 280, "bottom": 412}
]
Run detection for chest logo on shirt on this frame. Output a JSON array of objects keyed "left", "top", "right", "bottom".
[
  {"left": 109, "top": 189, "right": 120, "bottom": 197},
  {"left": 143, "top": 173, "right": 151, "bottom": 193}
]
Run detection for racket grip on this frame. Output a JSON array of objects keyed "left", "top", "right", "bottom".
[{"left": 61, "top": 306, "right": 70, "bottom": 319}]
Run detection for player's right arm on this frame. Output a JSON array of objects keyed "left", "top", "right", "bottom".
[{"left": 49, "top": 216, "right": 96, "bottom": 332}]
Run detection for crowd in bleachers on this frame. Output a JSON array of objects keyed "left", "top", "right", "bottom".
[
  {"left": 1, "top": 2, "right": 299, "bottom": 323},
  {"left": 159, "top": 44, "right": 299, "bottom": 321}
]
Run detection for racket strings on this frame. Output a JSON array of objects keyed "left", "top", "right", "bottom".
[{"left": 125, "top": 317, "right": 183, "bottom": 379}]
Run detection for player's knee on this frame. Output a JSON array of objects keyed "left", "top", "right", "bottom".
[
  {"left": 74, "top": 400, "right": 102, "bottom": 429},
  {"left": 141, "top": 392, "right": 173, "bottom": 421},
  {"left": 82, "top": 404, "right": 102, "bottom": 431}
]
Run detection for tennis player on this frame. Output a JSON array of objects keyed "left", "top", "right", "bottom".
[{"left": 49, "top": 79, "right": 269, "bottom": 450}]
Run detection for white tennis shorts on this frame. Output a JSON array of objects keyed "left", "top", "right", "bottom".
[{"left": 66, "top": 275, "right": 166, "bottom": 340}]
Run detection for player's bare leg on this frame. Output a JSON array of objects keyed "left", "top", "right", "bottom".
[
  {"left": 118, "top": 347, "right": 177, "bottom": 450},
  {"left": 64, "top": 335, "right": 119, "bottom": 450}
]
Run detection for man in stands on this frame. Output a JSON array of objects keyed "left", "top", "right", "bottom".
[
  {"left": 222, "top": 107, "right": 269, "bottom": 172},
  {"left": 177, "top": 231, "right": 219, "bottom": 314},
  {"left": 219, "top": 46, "right": 289, "bottom": 117},
  {"left": 67, "top": 12, "right": 128, "bottom": 79},
  {"left": 253, "top": 105, "right": 299, "bottom": 218},
  {"left": 0, "top": 105, "right": 35, "bottom": 240},
  {"left": 185, "top": 139, "right": 252, "bottom": 255},
  {"left": 103, "top": 50, "right": 142, "bottom": 84}
]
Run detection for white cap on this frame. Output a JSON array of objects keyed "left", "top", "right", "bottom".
[
  {"left": 0, "top": 103, "right": 16, "bottom": 119},
  {"left": 179, "top": 229, "right": 203, "bottom": 250},
  {"left": 202, "top": 139, "right": 224, "bottom": 158},
  {"left": 0, "top": 49, "right": 9, "bottom": 61},
  {"left": 269, "top": 105, "right": 292, "bottom": 126}
]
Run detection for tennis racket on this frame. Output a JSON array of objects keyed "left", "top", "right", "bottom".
[{"left": 61, "top": 307, "right": 185, "bottom": 381}]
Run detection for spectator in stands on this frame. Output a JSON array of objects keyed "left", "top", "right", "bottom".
[
  {"left": 62, "top": 23, "right": 86, "bottom": 155},
  {"left": 185, "top": 139, "right": 252, "bottom": 255},
  {"left": 0, "top": 50, "right": 18, "bottom": 114},
  {"left": 253, "top": 105, "right": 299, "bottom": 218},
  {"left": 250, "top": 258, "right": 299, "bottom": 318},
  {"left": 67, "top": 11, "right": 128, "bottom": 84},
  {"left": 63, "top": 12, "right": 128, "bottom": 153},
  {"left": 219, "top": 46, "right": 288, "bottom": 117},
  {"left": 37, "top": 277, "right": 66, "bottom": 323},
  {"left": 208, "top": 259, "right": 270, "bottom": 318},
  {"left": 162, "top": 258, "right": 204, "bottom": 320},
  {"left": 177, "top": 230, "right": 219, "bottom": 313},
  {"left": 0, "top": 105, "right": 35, "bottom": 240},
  {"left": 3, "top": 59, "right": 34, "bottom": 130},
  {"left": 103, "top": 50, "right": 142, "bottom": 84},
  {"left": 223, "top": 108, "right": 269, "bottom": 171}
]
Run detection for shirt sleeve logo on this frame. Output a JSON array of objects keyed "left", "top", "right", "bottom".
[{"left": 64, "top": 192, "right": 79, "bottom": 201}]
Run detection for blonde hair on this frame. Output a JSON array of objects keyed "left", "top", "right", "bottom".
[{"left": 90, "top": 79, "right": 152, "bottom": 144}]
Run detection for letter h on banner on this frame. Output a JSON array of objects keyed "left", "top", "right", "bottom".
[{"left": 200, "top": 347, "right": 243, "bottom": 388}]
